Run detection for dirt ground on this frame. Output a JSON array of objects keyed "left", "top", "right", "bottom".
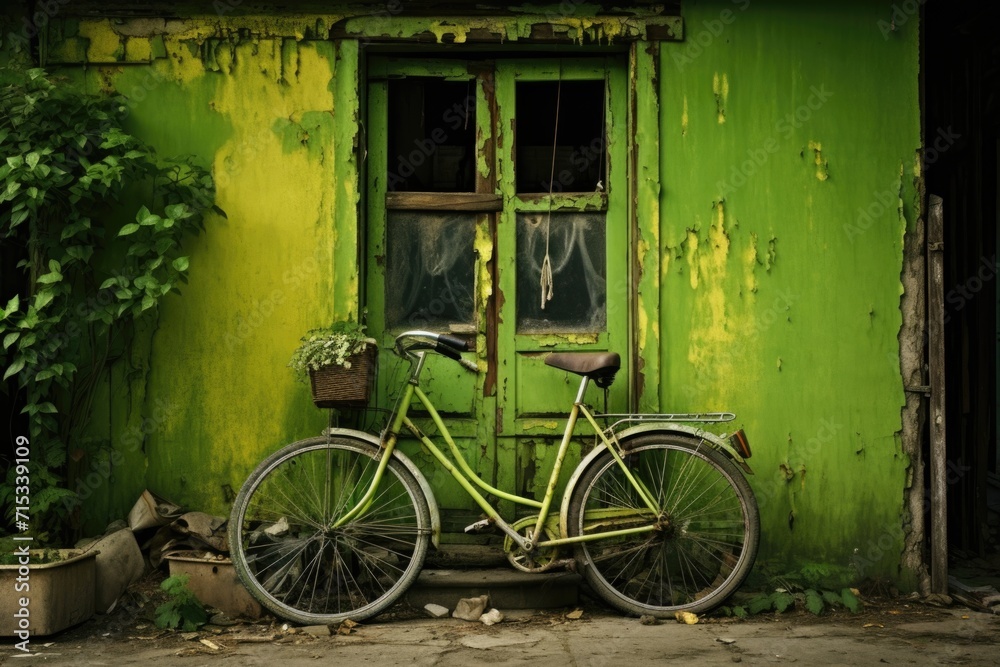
[{"left": 3, "top": 572, "right": 1000, "bottom": 666}]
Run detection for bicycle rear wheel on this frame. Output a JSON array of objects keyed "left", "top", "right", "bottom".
[
  {"left": 567, "top": 433, "right": 759, "bottom": 617},
  {"left": 229, "top": 435, "right": 431, "bottom": 625}
]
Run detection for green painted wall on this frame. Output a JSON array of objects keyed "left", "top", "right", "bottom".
[
  {"left": 657, "top": 0, "right": 920, "bottom": 587},
  {"left": 15, "top": 1, "right": 921, "bottom": 589},
  {"left": 38, "top": 18, "right": 364, "bottom": 527}
]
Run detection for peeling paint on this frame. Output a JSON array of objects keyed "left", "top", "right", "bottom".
[
  {"left": 744, "top": 234, "right": 758, "bottom": 295},
  {"left": 429, "top": 20, "right": 470, "bottom": 44},
  {"left": 36, "top": 2, "right": 922, "bottom": 590},
  {"left": 712, "top": 72, "right": 728, "bottom": 124},
  {"left": 809, "top": 140, "right": 829, "bottom": 181},
  {"left": 660, "top": 0, "right": 918, "bottom": 588}
]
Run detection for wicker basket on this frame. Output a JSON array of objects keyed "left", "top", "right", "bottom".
[{"left": 308, "top": 345, "right": 376, "bottom": 408}]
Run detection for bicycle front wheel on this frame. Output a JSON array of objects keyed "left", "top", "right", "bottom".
[
  {"left": 229, "top": 435, "right": 431, "bottom": 625},
  {"left": 567, "top": 433, "right": 759, "bottom": 617}
]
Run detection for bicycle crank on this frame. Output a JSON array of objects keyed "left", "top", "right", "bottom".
[{"left": 503, "top": 516, "right": 564, "bottom": 573}]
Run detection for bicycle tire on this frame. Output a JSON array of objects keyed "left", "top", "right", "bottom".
[
  {"left": 228, "top": 435, "right": 431, "bottom": 625},
  {"left": 567, "top": 433, "right": 759, "bottom": 617}
]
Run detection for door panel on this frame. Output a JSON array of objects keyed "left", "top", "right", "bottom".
[
  {"left": 495, "top": 59, "right": 629, "bottom": 441},
  {"left": 366, "top": 56, "right": 628, "bottom": 529}
]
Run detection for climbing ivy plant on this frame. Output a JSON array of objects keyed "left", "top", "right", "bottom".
[{"left": 0, "top": 66, "right": 219, "bottom": 540}]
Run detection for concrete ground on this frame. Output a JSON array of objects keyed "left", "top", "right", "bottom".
[{"left": 3, "top": 576, "right": 999, "bottom": 666}]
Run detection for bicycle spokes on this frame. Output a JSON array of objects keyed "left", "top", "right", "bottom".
[
  {"left": 570, "top": 436, "right": 758, "bottom": 615},
  {"left": 230, "top": 438, "right": 430, "bottom": 624}
]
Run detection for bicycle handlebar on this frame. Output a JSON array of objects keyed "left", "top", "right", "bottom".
[
  {"left": 394, "top": 330, "right": 477, "bottom": 373},
  {"left": 436, "top": 333, "right": 469, "bottom": 352}
]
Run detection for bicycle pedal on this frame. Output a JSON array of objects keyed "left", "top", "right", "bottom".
[{"left": 463, "top": 518, "right": 494, "bottom": 534}]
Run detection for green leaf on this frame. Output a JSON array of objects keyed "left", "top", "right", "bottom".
[
  {"left": 9, "top": 208, "right": 29, "bottom": 228},
  {"left": 771, "top": 591, "right": 796, "bottom": 613},
  {"left": 171, "top": 256, "right": 190, "bottom": 272},
  {"left": 138, "top": 207, "right": 160, "bottom": 226},
  {"left": 154, "top": 237, "right": 175, "bottom": 254},
  {"left": 2, "top": 294, "right": 19, "bottom": 317},
  {"left": 840, "top": 588, "right": 860, "bottom": 613},
  {"left": 100, "top": 277, "right": 118, "bottom": 290},
  {"left": 6, "top": 155, "right": 23, "bottom": 169},
  {"left": 3, "top": 357, "right": 26, "bottom": 381},
  {"left": 60, "top": 217, "right": 92, "bottom": 241},
  {"left": 48, "top": 259, "right": 61, "bottom": 273},
  {"left": 804, "top": 589, "right": 825, "bottom": 615},
  {"left": 822, "top": 590, "right": 842, "bottom": 607},
  {"left": 36, "top": 402, "right": 57, "bottom": 414},
  {"left": 118, "top": 223, "right": 140, "bottom": 236},
  {"left": 748, "top": 595, "right": 773, "bottom": 615},
  {"left": 3, "top": 332, "right": 19, "bottom": 349},
  {"left": 165, "top": 203, "right": 190, "bottom": 220},
  {"left": 36, "top": 271, "right": 62, "bottom": 285},
  {"left": 154, "top": 606, "right": 181, "bottom": 630},
  {"left": 25, "top": 152, "right": 39, "bottom": 169},
  {"left": 141, "top": 295, "right": 156, "bottom": 312},
  {"left": 33, "top": 290, "right": 54, "bottom": 311},
  {"left": 732, "top": 605, "right": 748, "bottom": 619}
]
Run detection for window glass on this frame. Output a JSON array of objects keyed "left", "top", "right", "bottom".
[
  {"left": 515, "top": 80, "right": 606, "bottom": 194},
  {"left": 516, "top": 211, "right": 606, "bottom": 334},
  {"left": 387, "top": 78, "right": 476, "bottom": 192},
  {"left": 386, "top": 211, "right": 477, "bottom": 331}
]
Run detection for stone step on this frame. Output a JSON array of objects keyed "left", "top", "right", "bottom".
[{"left": 405, "top": 568, "right": 582, "bottom": 610}]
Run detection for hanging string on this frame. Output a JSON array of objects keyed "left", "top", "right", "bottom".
[{"left": 540, "top": 74, "right": 562, "bottom": 310}]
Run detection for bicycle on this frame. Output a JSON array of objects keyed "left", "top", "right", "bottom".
[{"left": 228, "top": 330, "right": 759, "bottom": 625}]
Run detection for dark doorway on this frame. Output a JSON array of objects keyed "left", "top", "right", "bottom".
[{"left": 923, "top": 2, "right": 999, "bottom": 565}]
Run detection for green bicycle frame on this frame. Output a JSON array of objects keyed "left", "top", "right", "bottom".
[{"left": 336, "top": 350, "right": 662, "bottom": 552}]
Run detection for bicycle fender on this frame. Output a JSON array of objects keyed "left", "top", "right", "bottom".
[
  {"left": 326, "top": 428, "right": 441, "bottom": 549},
  {"left": 558, "top": 424, "right": 752, "bottom": 539},
  {"left": 612, "top": 423, "right": 752, "bottom": 470}
]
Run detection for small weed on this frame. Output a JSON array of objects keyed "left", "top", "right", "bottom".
[
  {"left": 154, "top": 575, "right": 208, "bottom": 631},
  {"left": 719, "top": 586, "right": 861, "bottom": 618}
]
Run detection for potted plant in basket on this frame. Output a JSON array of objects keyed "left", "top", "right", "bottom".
[{"left": 288, "top": 319, "right": 377, "bottom": 408}]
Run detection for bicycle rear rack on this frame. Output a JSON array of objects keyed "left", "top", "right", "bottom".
[{"left": 594, "top": 412, "right": 736, "bottom": 434}]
